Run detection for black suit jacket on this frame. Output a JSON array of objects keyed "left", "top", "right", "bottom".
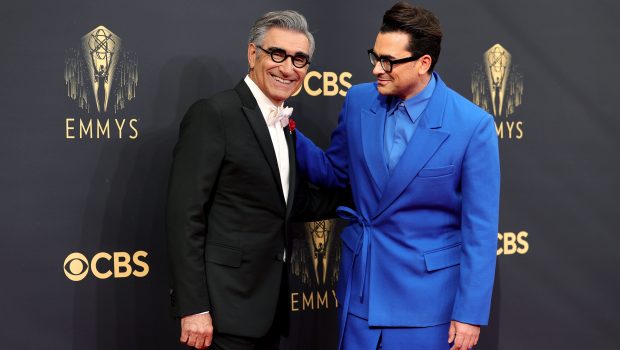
[{"left": 166, "top": 80, "right": 337, "bottom": 338}]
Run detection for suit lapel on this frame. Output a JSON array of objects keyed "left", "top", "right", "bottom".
[
  {"left": 284, "top": 127, "right": 296, "bottom": 218},
  {"left": 235, "top": 82, "right": 286, "bottom": 203},
  {"left": 374, "top": 73, "right": 451, "bottom": 218},
  {"left": 361, "top": 95, "right": 390, "bottom": 193}
]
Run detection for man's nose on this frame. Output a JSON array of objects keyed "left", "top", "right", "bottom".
[
  {"left": 371, "top": 61, "right": 384, "bottom": 75},
  {"left": 279, "top": 57, "right": 295, "bottom": 74}
]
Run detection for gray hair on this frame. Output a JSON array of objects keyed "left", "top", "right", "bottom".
[{"left": 248, "top": 10, "right": 315, "bottom": 59}]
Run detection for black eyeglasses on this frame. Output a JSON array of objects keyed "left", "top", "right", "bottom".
[
  {"left": 257, "top": 46, "right": 311, "bottom": 68},
  {"left": 368, "top": 49, "right": 423, "bottom": 73}
]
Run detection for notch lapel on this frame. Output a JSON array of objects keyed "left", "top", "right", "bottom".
[{"left": 235, "top": 81, "right": 286, "bottom": 204}]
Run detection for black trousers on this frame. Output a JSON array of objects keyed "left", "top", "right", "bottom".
[
  {"left": 210, "top": 322, "right": 281, "bottom": 350},
  {"left": 209, "top": 268, "right": 289, "bottom": 350}
]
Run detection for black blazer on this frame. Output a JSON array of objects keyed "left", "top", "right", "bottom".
[{"left": 166, "top": 80, "right": 335, "bottom": 338}]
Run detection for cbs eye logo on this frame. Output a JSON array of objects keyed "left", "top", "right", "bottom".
[{"left": 63, "top": 251, "right": 149, "bottom": 281}]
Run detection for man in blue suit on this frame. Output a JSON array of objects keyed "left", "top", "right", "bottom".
[{"left": 295, "top": 3, "right": 500, "bottom": 349}]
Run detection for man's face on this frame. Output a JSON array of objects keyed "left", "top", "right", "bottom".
[
  {"left": 371, "top": 31, "right": 431, "bottom": 100},
  {"left": 248, "top": 28, "right": 310, "bottom": 105}
]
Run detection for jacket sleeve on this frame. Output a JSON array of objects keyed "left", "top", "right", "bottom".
[
  {"left": 166, "top": 99, "right": 225, "bottom": 318},
  {"left": 452, "top": 114, "right": 500, "bottom": 325},
  {"left": 290, "top": 182, "right": 354, "bottom": 222},
  {"left": 295, "top": 91, "right": 352, "bottom": 189}
]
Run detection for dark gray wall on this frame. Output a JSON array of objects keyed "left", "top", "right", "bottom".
[{"left": 1, "top": 0, "right": 618, "bottom": 349}]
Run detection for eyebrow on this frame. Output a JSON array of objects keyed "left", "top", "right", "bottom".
[
  {"left": 267, "top": 46, "right": 309, "bottom": 57},
  {"left": 376, "top": 52, "right": 396, "bottom": 60}
]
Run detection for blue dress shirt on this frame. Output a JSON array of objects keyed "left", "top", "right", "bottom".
[{"left": 384, "top": 75, "right": 436, "bottom": 173}]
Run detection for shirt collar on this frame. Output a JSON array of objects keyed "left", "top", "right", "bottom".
[
  {"left": 387, "top": 73, "right": 436, "bottom": 122},
  {"left": 244, "top": 75, "right": 283, "bottom": 120}
]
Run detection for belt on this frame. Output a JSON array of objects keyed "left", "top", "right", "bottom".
[{"left": 336, "top": 205, "right": 371, "bottom": 349}]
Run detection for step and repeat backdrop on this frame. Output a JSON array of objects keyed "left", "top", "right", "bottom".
[{"left": 1, "top": 0, "right": 618, "bottom": 349}]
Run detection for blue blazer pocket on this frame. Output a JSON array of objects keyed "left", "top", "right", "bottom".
[
  {"left": 418, "top": 165, "right": 454, "bottom": 178},
  {"left": 424, "top": 243, "right": 462, "bottom": 271},
  {"left": 205, "top": 243, "right": 242, "bottom": 267}
]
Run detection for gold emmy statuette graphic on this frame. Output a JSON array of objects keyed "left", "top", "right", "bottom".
[
  {"left": 290, "top": 220, "right": 340, "bottom": 287},
  {"left": 306, "top": 220, "right": 332, "bottom": 285},
  {"left": 289, "top": 220, "right": 341, "bottom": 311},
  {"left": 65, "top": 25, "right": 138, "bottom": 113},
  {"left": 472, "top": 43, "right": 523, "bottom": 118},
  {"left": 83, "top": 26, "right": 120, "bottom": 113}
]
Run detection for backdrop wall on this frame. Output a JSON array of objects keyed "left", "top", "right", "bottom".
[{"left": 1, "top": 0, "right": 619, "bottom": 349}]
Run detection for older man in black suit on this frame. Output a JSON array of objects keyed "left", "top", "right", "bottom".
[{"left": 166, "top": 10, "right": 330, "bottom": 350}]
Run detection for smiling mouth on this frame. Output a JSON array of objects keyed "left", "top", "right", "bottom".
[{"left": 270, "top": 73, "right": 295, "bottom": 85}]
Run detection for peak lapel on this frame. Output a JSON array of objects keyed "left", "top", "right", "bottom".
[
  {"left": 374, "top": 73, "right": 451, "bottom": 218},
  {"left": 375, "top": 125, "right": 449, "bottom": 217},
  {"left": 361, "top": 96, "right": 390, "bottom": 194},
  {"left": 284, "top": 127, "right": 296, "bottom": 217}
]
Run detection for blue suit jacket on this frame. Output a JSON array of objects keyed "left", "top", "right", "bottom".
[{"left": 296, "top": 73, "right": 500, "bottom": 332}]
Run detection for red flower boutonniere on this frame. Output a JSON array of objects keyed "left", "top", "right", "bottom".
[{"left": 288, "top": 118, "right": 296, "bottom": 134}]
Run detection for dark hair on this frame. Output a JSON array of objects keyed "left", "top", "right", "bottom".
[{"left": 381, "top": 2, "right": 442, "bottom": 72}]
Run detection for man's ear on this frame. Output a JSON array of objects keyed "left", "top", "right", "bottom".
[
  {"left": 418, "top": 54, "right": 432, "bottom": 75},
  {"left": 248, "top": 43, "right": 257, "bottom": 69}
]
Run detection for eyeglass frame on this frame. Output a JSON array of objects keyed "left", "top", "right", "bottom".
[
  {"left": 367, "top": 49, "right": 424, "bottom": 73},
  {"left": 256, "top": 45, "right": 311, "bottom": 68}
]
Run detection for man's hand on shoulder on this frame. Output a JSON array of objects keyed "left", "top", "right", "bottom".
[
  {"left": 448, "top": 320, "right": 480, "bottom": 350},
  {"left": 180, "top": 312, "right": 213, "bottom": 349}
]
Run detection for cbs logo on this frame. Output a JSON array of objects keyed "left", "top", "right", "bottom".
[
  {"left": 293, "top": 71, "right": 352, "bottom": 97},
  {"left": 497, "top": 231, "right": 529, "bottom": 255},
  {"left": 63, "top": 251, "right": 149, "bottom": 281}
]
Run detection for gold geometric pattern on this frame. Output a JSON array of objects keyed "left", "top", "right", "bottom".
[
  {"left": 472, "top": 43, "right": 523, "bottom": 117},
  {"left": 65, "top": 25, "right": 138, "bottom": 113},
  {"left": 290, "top": 220, "right": 340, "bottom": 287}
]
